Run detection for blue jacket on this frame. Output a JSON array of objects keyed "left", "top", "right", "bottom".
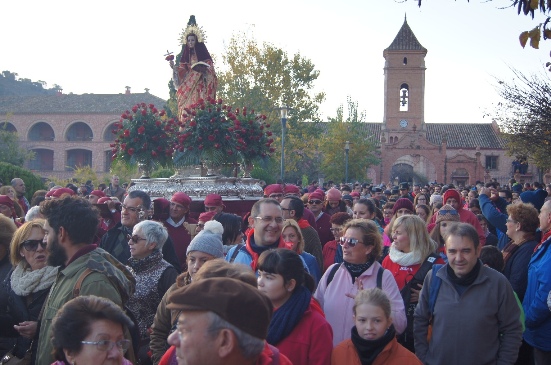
[
  {"left": 479, "top": 194, "right": 510, "bottom": 250},
  {"left": 522, "top": 236, "right": 551, "bottom": 351}
]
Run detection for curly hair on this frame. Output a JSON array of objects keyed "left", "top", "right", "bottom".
[
  {"left": 330, "top": 212, "right": 352, "bottom": 226},
  {"left": 506, "top": 202, "right": 539, "bottom": 235}
]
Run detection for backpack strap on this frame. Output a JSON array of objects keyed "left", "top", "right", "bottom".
[
  {"left": 326, "top": 263, "right": 342, "bottom": 287},
  {"left": 72, "top": 268, "right": 93, "bottom": 298},
  {"left": 413, "top": 254, "right": 439, "bottom": 284},
  {"left": 376, "top": 266, "right": 384, "bottom": 289},
  {"left": 428, "top": 264, "right": 443, "bottom": 317},
  {"left": 229, "top": 243, "right": 244, "bottom": 263}
]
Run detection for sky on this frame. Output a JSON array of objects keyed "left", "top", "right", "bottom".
[{"left": 2, "top": 0, "right": 549, "bottom": 124}]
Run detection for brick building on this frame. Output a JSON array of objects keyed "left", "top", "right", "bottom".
[
  {"left": 361, "top": 18, "right": 530, "bottom": 186},
  {"left": 0, "top": 89, "right": 166, "bottom": 180}
]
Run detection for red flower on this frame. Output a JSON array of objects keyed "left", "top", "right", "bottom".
[
  {"left": 128, "top": 148, "right": 135, "bottom": 155},
  {"left": 155, "top": 121, "right": 161, "bottom": 127},
  {"left": 151, "top": 150, "right": 157, "bottom": 157},
  {"left": 189, "top": 121, "right": 197, "bottom": 127},
  {"left": 141, "top": 110, "right": 147, "bottom": 116},
  {"left": 123, "top": 130, "right": 130, "bottom": 137},
  {"left": 198, "top": 144, "right": 204, "bottom": 150},
  {"left": 137, "top": 126, "right": 145, "bottom": 134},
  {"left": 267, "top": 131, "right": 273, "bottom": 136},
  {"left": 208, "top": 135, "right": 216, "bottom": 141},
  {"left": 214, "top": 143, "right": 221, "bottom": 149},
  {"left": 132, "top": 105, "right": 138, "bottom": 113}
]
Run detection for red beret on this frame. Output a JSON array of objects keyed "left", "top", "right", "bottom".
[
  {"left": 171, "top": 192, "right": 191, "bottom": 207},
  {"left": 204, "top": 194, "right": 223, "bottom": 207},
  {"left": 284, "top": 184, "right": 300, "bottom": 195},
  {"left": 45, "top": 190, "right": 54, "bottom": 198},
  {"left": 350, "top": 192, "right": 361, "bottom": 198},
  {"left": 52, "top": 188, "right": 75, "bottom": 198},
  {"left": 0, "top": 195, "right": 13, "bottom": 207},
  {"left": 264, "top": 184, "right": 283, "bottom": 197},
  {"left": 308, "top": 191, "right": 324, "bottom": 201},
  {"left": 198, "top": 211, "right": 217, "bottom": 222},
  {"left": 97, "top": 197, "right": 112, "bottom": 204},
  {"left": 90, "top": 190, "right": 106, "bottom": 198}
]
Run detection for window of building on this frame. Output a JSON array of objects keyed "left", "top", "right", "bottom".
[
  {"left": 66, "top": 149, "right": 92, "bottom": 171},
  {"left": 399, "top": 83, "right": 408, "bottom": 112},
  {"left": 486, "top": 156, "right": 498, "bottom": 170},
  {"left": 28, "top": 122, "right": 55, "bottom": 141},
  {"left": 66, "top": 122, "right": 93, "bottom": 141}
]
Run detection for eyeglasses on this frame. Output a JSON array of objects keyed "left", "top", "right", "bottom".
[
  {"left": 121, "top": 204, "right": 142, "bottom": 213},
  {"left": 329, "top": 227, "right": 342, "bottom": 233},
  {"left": 81, "top": 339, "right": 131, "bottom": 352},
  {"left": 196, "top": 223, "right": 205, "bottom": 229},
  {"left": 21, "top": 239, "right": 47, "bottom": 251},
  {"left": 438, "top": 209, "right": 458, "bottom": 216},
  {"left": 506, "top": 218, "right": 518, "bottom": 224},
  {"left": 339, "top": 237, "right": 362, "bottom": 247},
  {"left": 255, "top": 216, "right": 284, "bottom": 224},
  {"left": 308, "top": 200, "right": 323, "bottom": 205},
  {"left": 127, "top": 234, "right": 146, "bottom": 244}
]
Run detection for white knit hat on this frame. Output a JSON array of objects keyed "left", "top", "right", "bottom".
[{"left": 186, "top": 220, "right": 224, "bottom": 258}]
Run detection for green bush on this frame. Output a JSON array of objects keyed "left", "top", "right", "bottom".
[{"left": 0, "top": 162, "right": 46, "bottom": 199}]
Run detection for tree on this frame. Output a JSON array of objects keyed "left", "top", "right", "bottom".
[
  {"left": 0, "top": 121, "right": 34, "bottom": 166},
  {"left": 493, "top": 69, "right": 551, "bottom": 170},
  {"left": 319, "top": 97, "right": 379, "bottom": 182},
  {"left": 216, "top": 31, "right": 326, "bottom": 182}
]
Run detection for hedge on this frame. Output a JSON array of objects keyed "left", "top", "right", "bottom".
[{"left": 0, "top": 162, "right": 46, "bottom": 200}]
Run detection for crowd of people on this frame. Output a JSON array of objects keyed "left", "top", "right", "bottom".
[{"left": 0, "top": 175, "right": 550, "bottom": 365}]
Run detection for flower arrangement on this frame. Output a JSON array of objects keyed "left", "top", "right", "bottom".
[
  {"left": 173, "top": 97, "right": 274, "bottom": 167},
  {"left": 110, "top": 103, "right": 176, "bottom": 169}
]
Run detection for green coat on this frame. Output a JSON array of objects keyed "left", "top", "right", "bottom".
[{"left": 35, "top": 247, "right": 135, "bottom": 365}]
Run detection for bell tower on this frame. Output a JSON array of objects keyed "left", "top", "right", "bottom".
[{"left": 382, "top": 16, "right": 427, "bottom": 135}]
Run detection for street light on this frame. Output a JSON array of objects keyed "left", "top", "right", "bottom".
[
  {"left": 345, "top": 141, "right": 350, "bottom": 184},
  {"left": 276, "top": 106, "right": 290, "bottom": 182}
]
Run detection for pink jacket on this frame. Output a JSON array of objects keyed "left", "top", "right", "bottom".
[{"left": 313, "top": 260, "right": 406, "bottom": 346}]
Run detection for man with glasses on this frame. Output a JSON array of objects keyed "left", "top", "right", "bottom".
[
  {"left": 36, "top": 196, "right": 136, "bottom": 365},
  {"left": 100, "top": 190, "right": 181, "bottom": 271},
  {"left": 162, "top": 192, "right": 197, "bottom": 268},
  {"left": 225, "top": 198, "right": 285, "bottom": 271},
  {"left": 263, "top": 184, "right": 284, "bottom": 202},
  {"left": 280, "top": 195, "right": 323, "bottom": 272},
  {"left": 307, "top": 190, "right": 334, "bottom": 247}
]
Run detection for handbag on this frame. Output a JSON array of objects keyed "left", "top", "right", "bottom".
[{"left": 0, "top": 343, "right": 32, "bottom": 365}]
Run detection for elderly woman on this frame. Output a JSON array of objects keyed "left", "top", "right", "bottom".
[
  {"left": 149, "top": 220, "right": 224, "bottom": 364},
  {"left": 503, "top": 202, "right": 539, "bottom": 302},
  {"left": 0, "top": 219, "right": 56, "bottom": 364},
  {"left": 51, "top": 295, "right": 133, "bottom": 365},
  {"left": 314, "top": 219, "right": 406, "bottom": 346},
  {"left": 126, "top": 220, "right": 178, "bottom": 365}
]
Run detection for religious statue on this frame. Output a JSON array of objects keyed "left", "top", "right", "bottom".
[{"left": 168, "top": 15, "right": 218, "bottom": 123}]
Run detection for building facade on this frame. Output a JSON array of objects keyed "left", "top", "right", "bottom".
[
  {"left": 363, "top": 18, "right": 529, "bottom": 186},
  {"left": 0, "top": 90, "right": 166, "bottom": 180}
]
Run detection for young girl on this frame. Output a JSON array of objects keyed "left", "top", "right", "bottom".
[
  {"left": 331, "top": 288, "right": 422, "bottom": 365},
  {"left": 258, "top": 249, "right": 333, "bottom": 365}
]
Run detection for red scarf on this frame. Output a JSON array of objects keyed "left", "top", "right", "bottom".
[
  {"left": 245, "top": 229, "right": 285, "bottom": 272},
  {"left": 297, "top": 218, "right": 310, "bottom": 229},
  {"left": 535, "top": 229, "right": 551, "bottom": 252}
]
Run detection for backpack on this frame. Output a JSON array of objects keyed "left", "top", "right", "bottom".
[{"left": 326, "top": 263, "right": 384, "bottom": 289}]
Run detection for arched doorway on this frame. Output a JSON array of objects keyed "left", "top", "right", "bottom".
[{"left": 390, "top": 163, "right": 414, "bottom": 185}]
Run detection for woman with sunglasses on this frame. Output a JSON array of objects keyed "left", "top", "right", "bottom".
[
  {"left": 314, "top": 219, "right": 406, "bottom": 347},
  {"left": 1, "top": 219, "right": 57, "bottom": 364},
  {"left": 149, "top": 220, "right": 224, "bottom": 364},
  {"left": 126, "top": 220, "right": 178, "bottom": 365},
  {"left": 51, "top": 295, "right": 133, "bottom": 365}
]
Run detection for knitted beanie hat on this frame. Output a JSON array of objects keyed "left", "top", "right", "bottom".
[
  {"left": 186, "top": 220, "right": 224, "bottom": 258},
  {"left": 435, "top": 204, "right": 461, "bottom": 224},
  {"left": 392, "top": 198, "right": 414, "bottom": 215}
]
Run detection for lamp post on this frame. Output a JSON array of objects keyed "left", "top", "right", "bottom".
[
  {"left": 345, "top": 141, "right": 350, "bottom": 184},
  {"left": 277, "top": 106, "right": 290, "bottom": 182}
]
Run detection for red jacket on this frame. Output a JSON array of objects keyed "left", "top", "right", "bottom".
[
  {"left": 331, "top": 337, "right": 422, "bottom": 365},
  {"left": 382, "top": 255, "right": 445, "bottom": 290},
  {"left": 275, "top": 302, "right": 333, "bottom": 365},
  {"left": 322, "top": 240, "right": 338, "bottom": 273}
]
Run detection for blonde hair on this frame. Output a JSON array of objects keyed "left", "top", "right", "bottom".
[
  {"left": 281, "top": 219, "right": 305, "bottom": 253},
  {"left": 392, "top": 215, "right": 438, "bottom": 261},
  {"left": 354, "top": 288, "right": 391, "bottom": 318},
  {"left": 342, "top": 219, "right": 382, "bottom": 261},
  {"left": 10, "top": 219, "right": 46, "bottom": 267}
]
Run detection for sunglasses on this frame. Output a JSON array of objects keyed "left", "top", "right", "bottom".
[
  {"left": 438, "top": 209, "right": 458, "bottom": 216},
  {"left": 339, "top": 237, "right": 362, "bottom": 247},
  {"left": 308, "top": 200, "right": 323, "bottom": 205},
  {"left": 127, "top": 234, "right": 146, "bottom": 244},
  {"left": 22, "top": 239, "right": 47, "bottom": 252}
]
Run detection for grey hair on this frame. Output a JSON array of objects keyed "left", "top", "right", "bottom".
[
  {"left": 206, "top": 312, "right": 265, "bottom": 359},
  {"left": 25, "top": 206, "right": 43, "bottom": 222},
  {"left": 134, "top": 220, "right": 168, "bottom": 250}
]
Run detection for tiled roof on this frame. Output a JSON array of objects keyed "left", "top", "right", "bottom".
[
  {"left": 0, "top": 93, "right": 168, "bottom": 114},
  {"left": 357, "top": 123, "right": 506, "bottom": 149},
  {"left": 386, "top": 18, "right": 427, "bottom": 51}
]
